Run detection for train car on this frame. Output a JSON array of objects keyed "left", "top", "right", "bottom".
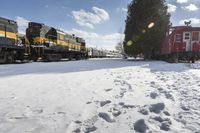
[
  {"left": 87, "top": 47, "right": 107, "bottom": 58},
  {"left": 88, "top": 48, "right": 98, "bottom": 58},
  {"left": 160, "top": 26, "right": 200, "bottom": 62},
  {"left": 99, "top": 50, "right": 107, "bottom": 57},
  {"left": 0, "top": 17, "right": 25, "bottom": 63},
  {"left": 26, "top": 22, "right": 87, "bottom": 61}
]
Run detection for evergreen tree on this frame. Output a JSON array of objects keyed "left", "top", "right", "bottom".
[{"left": 124, "top": 0, "right": 170, "bottom": 59}]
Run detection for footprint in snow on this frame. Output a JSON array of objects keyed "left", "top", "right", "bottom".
[
  {"left": 9, "top": 116, "right": 27, "bottom": 120},
  {"left": 32, "top": 109, "right": 43, "bottom": 114},
  {"left": 72, "top": 116, "right": 98, "bottom": 133},
  {"left": 74, "top": 120, "right": 82, "bottom": 124},
  {"left": 73, "top": 128, "right": 81, "bottom": 133},
  {"left": 100, "top": 100, "right": 111, "bottom": 107},
  {"left": 98, "top": 112, "right": 115, "bottom": 123},
  {"left": 151, "top": 116, "right": 171, "bottom": 123},
  {"left": 85, "top": 126, "right": 97, "bottom": 133},
  {"left": 104, "top": 88, "right": 112, "bottom": 92},
  {"left": 24, "top": 106, "right": 43, "bottom": 117},
  {"left": 160, "top": 121, "right": 171, "bottom": 131},
  {"left": 67, "top": 121, "right": 81, "bottom": 132},
  {"left": 163, "top": 91, "right": 174, "bottom": 101},
  {"left": 57, "top": 112, "right": 66, "bottom": 115},
  {"left": 134, "top": 119, "right": 148, "bottom": 133},
  {"left": 181, "top": 105, "right": 190, "bottom": 111},
  {"left": 149, "top": 103, "right": 165, "bottom": 114},
  {"left": 112, "top": 110, "right": 121, "bottom": 117},
  {"left": 149, "top": 92, "right": 158, "bottom": 99},
  {"left": 150, "top": 116, "right": 172, "bottom": 131},
  {"left": 163, "top": 111, "right": 170, "bottom": 116},
  {"left": 86, "top": 101, "right": 92, "bottom": 104},
  {"left": 72, "top": 122, "right": 97, "bottom": 133},
  {"left": 150, "top": 81, "right": 156, "bottom": 85},
  {"left": 138, "top": 106, "right": 149, "bottom": 115},
  {"left": 109, "top": 107, "right": 122, "bottom": 117}
]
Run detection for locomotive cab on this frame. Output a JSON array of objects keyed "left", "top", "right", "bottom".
[{"left": 0, "top": 17, "right": 25, "bottom": 63}]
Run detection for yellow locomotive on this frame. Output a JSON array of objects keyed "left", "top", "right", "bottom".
[
  {"left": 0, "top": 17, "right": 25, "bottom": 63},
  {"left": 0, "top": 17, "right": 87, "bottom": 63},
  {"left": 26, "top": 22, "right": 87, "bottom": 61}
]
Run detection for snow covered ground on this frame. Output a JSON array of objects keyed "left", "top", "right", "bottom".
[{"left": 0, "top": 58, "right": 200, "bottom": 133}]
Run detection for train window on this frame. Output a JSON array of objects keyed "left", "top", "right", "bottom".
[
  {"left": 60, "top": 34, "right": 64, "bottom": 40},
  {"left": 184, "top": 32, "right": 190, "bottom": 40},
  {"left": 175, "top": 34, "right": 181, "bottom": 42},
  {"left": 9, "top": 20, "right": 16, "bottom": 25},
  {"left": 192, "top": 32, "right": 199, "bottom": 41},
  {"left": 0, "top": 24, "right": 5, "bottom": 30},
  {"left": 6, "top": 27, "right": 14, "bottom": 32}
]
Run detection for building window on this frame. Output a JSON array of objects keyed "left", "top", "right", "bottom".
[
  {"left": 175, "top": 34, "right": 182, "bottom": 42},
  {"left": 184, "top": 32, "right": 190, "bottom": 40},
  {"left": 192, "top": 32, "right": 199, "bottom": 41}
]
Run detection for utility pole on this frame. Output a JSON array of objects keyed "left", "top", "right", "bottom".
[
  {"left": 184, "top": 20, "right": 192, "bottom": 51},
  {"left": 184, "top": 21, "right": 191, "bottom": 27},
  {"left": 184, "top": 20, "right": 194, "bottom": 63}
]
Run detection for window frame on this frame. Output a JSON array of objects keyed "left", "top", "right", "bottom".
[
  {"left": 184, "top": 32, "right": 190, "bottom": 40},
  {"left": 192, "top": 31, "right": 200, "bottom": 41},
  {"left": 175, "top": 34, "right": 182, "bottom": 43}
]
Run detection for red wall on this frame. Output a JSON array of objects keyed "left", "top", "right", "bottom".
[{"left": 160, "top": 26, "right": 200, "bottom": 55}]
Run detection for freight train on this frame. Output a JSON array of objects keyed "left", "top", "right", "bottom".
[
  {"left": 160, "top": 26, "right": 200, "bottom": 62},
  {"left": 0, "top": 17, "right": 87, "bottom": 63}
]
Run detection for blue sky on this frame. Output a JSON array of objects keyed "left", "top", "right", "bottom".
[{"left": 0, "top": 0, "right": 200, "bottom": 50}]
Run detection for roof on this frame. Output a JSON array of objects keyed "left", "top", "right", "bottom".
[
  {"left": 0, "top": 17, "right": 17, "bottom": 25},
  {"left": 171, "top": 26, "right": 200, "bottom": 30}
]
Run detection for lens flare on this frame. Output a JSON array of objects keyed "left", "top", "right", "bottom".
[
  {"left": 127, "top": 40, "right": 133, "bottom": 46},
  {"left": 142, "top": 29, "right": 146, "bottom": 33},
  {"left": 148, "top": 22, "right": 155, "bottom": 29}
]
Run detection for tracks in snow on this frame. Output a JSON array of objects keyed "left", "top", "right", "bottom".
[{"left": 154, "top": 71, "right": 200, "bottom": 132}]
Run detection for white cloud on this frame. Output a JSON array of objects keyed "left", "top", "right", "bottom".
[
  {"left": 167, "top": 4, "right": 177, "bottom": 13},
  {"left": 177, "top": 0, "right": 188, "bottom": 4},
  {"left": 179, "top": 18, "right": 200, "bottom": 25},
  {"left": 67, "top": 28, "right": 124, "bottom": 50},
  {"left": 122, "top": 8, "right": 128, "bottom": 12},
  {"left": 116, "top": 7, "right": 128, "bottom": 13},
  {"left": 71, "top": 7, "right": 109, "bottom": 29},
  {"left": 15, "top": 16, "right": 30, "bottom": 34},
  {"left": 183, "top": 4, "right": 199, "bottom": 11}
]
